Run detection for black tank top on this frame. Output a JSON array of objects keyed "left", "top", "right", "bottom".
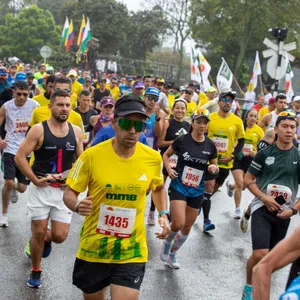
[
  {"left": 32, "top": 121, "right": 77, "bottom": 177},
  {"left": 160, "top": 118, "right": 190, "bottom": 155}
]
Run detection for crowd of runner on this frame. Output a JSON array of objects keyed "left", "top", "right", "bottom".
[{"left": 0, "top": 62, "right": 300, "bottom": 300}]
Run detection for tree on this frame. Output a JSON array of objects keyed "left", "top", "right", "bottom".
[
  {"left": 152, "top": 0, "right": 191, "bottom": 85},
  {"left": 125, "top": 6, "right": 169, "bottom": 60},
  {"left": 190, "top": 0, "right": 300, "bottom": 83},
  {"left": 0, "top": 5, "right": 61, "bottom": 63}
]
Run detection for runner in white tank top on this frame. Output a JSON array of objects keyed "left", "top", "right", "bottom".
[{"left": 0, "top": 81, "right": 39, "bottom": 228}]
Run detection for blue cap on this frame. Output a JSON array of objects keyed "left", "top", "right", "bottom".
[
  {"left": 145, "top": 87, "right": 160, "bottom": 97},
  {"left": 15, "top": 72, "right": 27, "bottom": 82},
  {"left": 0, "top": 67, "right": 8, "bottom": 76}
]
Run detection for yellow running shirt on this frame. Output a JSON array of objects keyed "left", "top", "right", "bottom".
[
  {"left": 30, "top": 106, "right": 84, "bottom": 133},
  {"left": 66, "top": 140, "right": 164, "bottom": 263},
  {"left": 242, "top": 124, "right": 264, "bottom": 155},
  {"left": 72, "top": 80, "right": 83, "bottom": 96},
  {"left": 198, "top": 92, "right": 208, "bottom": 106},
  {"left": 258, "top": 107, "right": 269, "bottom": 122},
  {"left": 184, "top": 100, "right": 198, "bottom": 122},
  {"left": 106, "top": 84, "right": 120, "bottom": 100},
  {"left": 208, "top": 112, "right": 245, "bottom": 169},
  {"left": 33, "top": 93, "right": 49, "bottom": 107}
]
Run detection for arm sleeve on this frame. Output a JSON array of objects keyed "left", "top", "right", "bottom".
[
  {"left": 66, "top": 151, "right": 91, "bottom": 193},
  {"left": 233, "top": 138, "right": 245, "bottom": 156},
  {"left": 247, "top": 150, "right": 265, "bottom": 177}
]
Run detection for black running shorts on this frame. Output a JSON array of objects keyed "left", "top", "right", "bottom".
[
  {"left": 251, "top": 206, "right": 290, "bottom": 250},
  {"left": 73, "top": 259, "right": 146, "bottom": 294},
  {"left": 205, "top": 167, "right": 230, "bottom": 186},
  {"left": 168, "top": 187, "right": 204, "bottom": 209},
  {"left": 2, "top": 153, "right": 29, "bottom": 184}
]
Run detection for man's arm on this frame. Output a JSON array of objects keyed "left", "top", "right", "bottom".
[
  {"left": 253, "top": 226, "right": 300, "bottom": 300},
  {"left": 151, "top": 184, "right": 170, "bottom": 239},
  {"left": 72, "top": 125, "right": 84, "bottom": 158},
  {"left": 258, "top": 114, "right": 271, "bottom": 131},
  {"left": 0, "top": 105, "right": 7, "bottom": 149},
  {"left": 14, "top": 125, "right": 49, "bottom": 187},
  {"left": 154, "top": 108, "right": 165, "bottom": 139}
]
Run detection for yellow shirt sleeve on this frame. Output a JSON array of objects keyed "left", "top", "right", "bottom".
[
  {"left": 149, "top": 156, "right": 164, "bottom": 191},
  {"left": 67, "top": 151, "right": 91, "bottom": 193},
  {"left": 199, "top": 92, "right": 208, "bottom": 106}
]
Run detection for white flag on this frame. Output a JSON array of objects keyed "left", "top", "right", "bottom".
[
  {"left": 190, "top": 47, "right": 201, "bottom": 83},
  {"left": 216, "top": 58, "right": 233, "bottom": 92},
  {"left": 246, "top": 51, "right": 262, "bottom": 92},
  {"left": 198, "top": 50, "right": 211, "bottom": 91},
  {"left": 285, "top": 54, "right": 294, "bottom": 103}
]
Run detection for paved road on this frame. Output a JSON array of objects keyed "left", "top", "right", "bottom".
[{"left": 0, "top": 175, "right": 299, "bottom": 300}]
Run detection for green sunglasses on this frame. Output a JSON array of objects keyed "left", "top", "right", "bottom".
[{"left": 116, "top": 118, "right": 147, "bottom": 132}]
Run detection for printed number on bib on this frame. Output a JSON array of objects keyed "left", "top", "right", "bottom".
[
  {"left": 181, "top": 166, "right": 203, "bottom": 188},
  {"left": 212, "top": 137, "right": 229, "bottom": 153},
  {"left": 169, "top": 154, "right": 178, "bottom": 169},
  {"left": 242, "top": 143, "right": 253, "bottom": 155},
  {"left": 266, "top": 184, "right": 292, "bottom": 204},
  {"left": 13, "top": 117, "right": 29, "bottom": 133},
  {"left": 96, "top": 205, "right": 136, "bottom": 238}
]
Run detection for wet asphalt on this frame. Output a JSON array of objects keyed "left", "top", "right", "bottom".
[{"left": 0, "top": 175, "right": 299, "bottom": 300}]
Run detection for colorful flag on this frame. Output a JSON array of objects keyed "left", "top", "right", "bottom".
[
  {"left": 216, "top": 58, "right": 233, "bottom": 92},
  {"left": 198, "top": 50, "right": 211, "bottom": 91},
  {"left": 77, "top": 15, "right": 86, "bottom": 47},
  {"left": 65, "top": 19, "right": 75, "bottom": 52},
  {"left": 285, "top": 54, "right": 294, "bottom": 103},
  {"left": 190, "top": 47, "right": 201, "bottom": 83},
  {"left": 80, "top": 18, "right": 92, "bottom": 52},
  {"left": 60, "top": 17, "right": 69, "bottom": 46},
  {"left": 246, "top": 51, "right": 262, "bottom": 92}
]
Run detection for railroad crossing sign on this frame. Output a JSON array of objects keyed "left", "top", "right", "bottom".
[{"left": 262, "top": 38, "right": 296, "bottom": 80}]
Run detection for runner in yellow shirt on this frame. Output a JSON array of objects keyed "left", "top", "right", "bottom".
[
  {"left": 226, "top": 108, "right": 264, "bottom": 218},
  {"left": 181, "top": 88, "right": 197, "bottom": 122},
  {"left": 67, "top": 70, "right": 83, "bottom": 97},
  {"left": 258, "top": 97, "right": 276, "bottom": 122},
  {"left": 63, "top": 97, "right": 170, "bottom": 299},
  {"left": 33, "top": 75, "right": 55, "bottom": 107},
  {"left": 201, "top": 88, "right": 245, "bottom": 232},
  {"left": 106, "top": 76, "right": 120, "bottom": 101}
]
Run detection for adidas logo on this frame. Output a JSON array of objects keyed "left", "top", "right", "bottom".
[{"left": 138, "top": 174, "right": 147, "bottom": 181}]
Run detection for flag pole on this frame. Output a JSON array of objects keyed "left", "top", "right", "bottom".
[
  {"left": 232, "top": 73, "right": 243, "bottom": 95},
  {"left": 259, "top": 74, "right": 264, "bottom": 95},
  {"left": 208, "top": 74, "right": 217, "bottom": 90}
]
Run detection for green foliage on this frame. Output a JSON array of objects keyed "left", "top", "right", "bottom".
[
  {"left": 190, "top": 0, "right": 300, "bottom": 82},
  {"left": 0, "top": 5, "right": 61, "bottom": 63}
]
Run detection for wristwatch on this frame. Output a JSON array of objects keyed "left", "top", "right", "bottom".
[
  {"left": 158, "top": 210, "right": 169, "bottom": 218},
  {"left": 155, "top": 116, "right": 161, "bottom": 122},
  {"left": 291, "top": 208, "right": 298, "bottom": 215}
]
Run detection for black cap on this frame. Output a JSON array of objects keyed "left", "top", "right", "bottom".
[{"left": 114, "top": 96, "right": 148, "bottom": 118}]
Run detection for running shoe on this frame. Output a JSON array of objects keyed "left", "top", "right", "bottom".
[
  {"left": 241, "top": 284, "right": 253, "bottom": 300},
  {"left": 234, "top": 208, "right": 241, "bottom": 219},
  {"left": 24, "top": 240, "right": 31, "bottom": 259},
  {"left": 226, "top": 181, "right": 233, "bottom": 197},
  {"left": 240, "top": 210, "right": 250, "bottom": 233},
  {"left": 0, "top": 215, "right": 8, "bottom": 227},
  {"left": 27, "top": 270, "right": 41, "bottom": 288},
  {"left": 167, "top": 252, "right": 180, "bottom": 269},
  {"left": 147, "top": 210, "right": 155, "bottom": 225},
  {"left": 10, "top": 189, "right": 19, "bottom": 203},
  {"left": 203, "top": 219, "right": 215, "bottom": 232},
  {"left": 160, "top": 240, "right": 172, "bottom": 262},
  {"left": 42, "top": 241, "right": 52, "bottom": 258}
]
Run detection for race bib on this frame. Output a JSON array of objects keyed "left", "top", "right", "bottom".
[
  {"left": 266, "top": 184, "right": 292, "bottom": 204},
  {"left": 242, "top": 143, "right": 253, "bottom": 155},
  {"left": 96, "top": 205, "right": 136, "bottom": 238},
  {"left": 169, "top": 154, "right": 178, "bottom": 169},
  {"left": 146, "top": 137, "right": 154, "bottom": 149},
  {"left": 212, "top": 136, "right": 229, "bottom": 153},
  {"left": 181, "top": 166, "right": 203, "bottom": 188},
  {"left": 13, "top": 117, "right": 29, "bottom": 133}
]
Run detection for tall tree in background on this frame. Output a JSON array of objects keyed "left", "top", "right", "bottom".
[
  {"left": 0, "top": 5, "right": 61, "bottom": 62},
  {"left": 190, "top": 0, "right": 300, "bottom": 82},
  {"left": 153, "top": 0, "right": 190, "bottom": 84}
]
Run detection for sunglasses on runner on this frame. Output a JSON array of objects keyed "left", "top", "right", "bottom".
[
  {"left": 16, "top": 92, "right": 29, "bottom": 97},
  {"left": 146, "top": 95, "right": 159, "bottom": 102},
  {"left": 54, "top": 88, "right": 71, "bottom": 94},
  {"left": 116, "top": 118, "right": 147, "bottom": 132},
  {"left": 278, "top": 111, "right": 296, "bottom": 118},
  {"left": 220, "top": 97, "right": 233, "bottom": 103}
]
